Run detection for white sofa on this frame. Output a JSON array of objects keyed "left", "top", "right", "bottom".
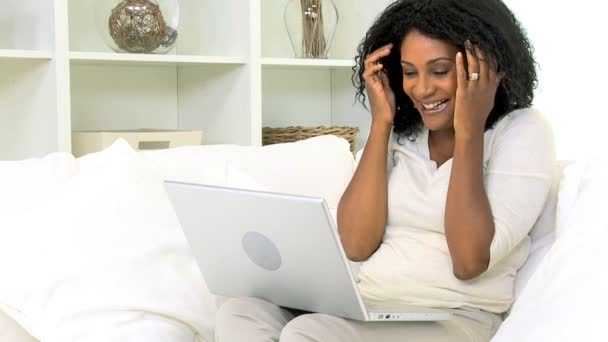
[{"left": 1, "top": 136, "right": 606, "bottom": 341}]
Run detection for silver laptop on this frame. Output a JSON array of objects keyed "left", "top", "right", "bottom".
[{"left": 164, "top": 181, "right": 452, "bottom": 322}]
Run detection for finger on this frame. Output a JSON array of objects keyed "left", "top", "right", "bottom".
[
  {"left": 364, "top": 65, "right": 385, "bottom": 87},
  {"left": 475, "top": 46, "right": 488, "bottom": 82},
  {"left": 465, "top": 40, "right": 479, "bottom": 80},
  {"left": 455, "top": 52, "right": 467, "bottom": 91},
  {"left": 379, "top": 69, "right": 391, "bottom": 90},
  {"left": 365, "top": 43, "right": 393, "bottom": 66},
  {"left": 363, "top": 63, "right": 385, "bottom": 81}
]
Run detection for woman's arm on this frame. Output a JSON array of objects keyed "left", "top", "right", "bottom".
[
  {"left": 446, "top": 112, "right": 555, "bottom": 281},
  {"left": 337, "top": 43, "right": 396, "bottom": 262},
  {"left": 445, "top": 132, "right": 494, "bottom": 280},
  {"left": 445, "top": 44, "right": 555, "bottom": 280},
  {"left": 337, "top": 122, "right": 391, "bottom": 261},
  {"left": 444, "top": 44, "right": 501, "bottom": 280}
]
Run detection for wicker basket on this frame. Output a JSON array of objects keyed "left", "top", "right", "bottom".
[{"left": 262, "top": 126, "right": 360, "bottom": 153}]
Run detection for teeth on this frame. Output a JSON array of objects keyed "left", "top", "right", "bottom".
[{"left": 422, "top": 100, "right": 445, "bottom": 109}]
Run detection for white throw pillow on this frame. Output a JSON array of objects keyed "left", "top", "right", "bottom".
[
  {"left": 140, "top": 144, "right": 243, "bottom": 187},
  {"left": 492, "top": 156, "right": 608, "bottom": 341},
  {"left": 0, "top": 152, "right": 77, "bottom": 217},
  {"left": 225, "top": 163, "right": 268, "bottom": 191},
  {"left": 142, "top": 135, "right": 354, "bottom": 210},
  {"left": 228, "top": 135, "right": 354, "bottom": 209},
  {"left": 0, "top": 140, "right": 216, "bottom": 342}
]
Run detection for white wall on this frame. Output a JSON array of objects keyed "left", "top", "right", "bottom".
[{"left": 504, "top": 0, "right": 607, "bottom": 160}]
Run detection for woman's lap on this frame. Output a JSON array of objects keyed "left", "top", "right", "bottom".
[{"left": 215, "top": 297, "right": 502, "bottom": 342}]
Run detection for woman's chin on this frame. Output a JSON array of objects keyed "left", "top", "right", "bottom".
[
  {"left": 420, "top": 116, "right": 451, "bottom": 132},
  {"left": 417, "top": 106, "right": 454, "bottom": 132}
]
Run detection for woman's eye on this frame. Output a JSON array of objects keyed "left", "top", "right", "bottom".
[
  {"left": 433, "top": 70, "right": 449, "bottom": 76},
  {"left": 403, "top": 71, "right": 417, "bottom": 77}
]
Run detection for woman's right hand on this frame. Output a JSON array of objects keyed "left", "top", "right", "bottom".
[{"left": 363, "top": 43, "right": 396, "bottom": 127}]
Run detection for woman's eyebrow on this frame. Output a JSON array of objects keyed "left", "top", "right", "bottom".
[{"left": 401, "top": 57, "right": 454, "bottom": 66}]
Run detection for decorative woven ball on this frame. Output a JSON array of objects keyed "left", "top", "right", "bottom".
[{"left": 109, "top": 0, "right": 167, "bottom": 53}]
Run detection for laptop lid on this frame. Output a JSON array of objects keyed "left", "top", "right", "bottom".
[{"left": 164, "top": 181, "right": 369, "bottom": 321}]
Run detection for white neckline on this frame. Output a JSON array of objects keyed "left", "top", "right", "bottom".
[{"left": 416, "top": 127, "right": 453, "bottom": 174}]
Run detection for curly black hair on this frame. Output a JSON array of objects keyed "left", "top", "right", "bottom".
[{"left": 353, "top": 0, "right": 537, "bottom": 139}]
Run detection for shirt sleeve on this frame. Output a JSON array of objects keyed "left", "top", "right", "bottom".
[{"left": 485, "top": 109, "right": 556, "bottom": 269}]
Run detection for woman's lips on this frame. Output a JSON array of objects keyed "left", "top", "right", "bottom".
[{"left": 419, "top": 99, "right": 448, "bottom": 115}]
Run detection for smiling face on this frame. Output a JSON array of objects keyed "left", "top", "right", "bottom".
[{"left": 400, "top": 30, "right": 460, "bottom": 134}]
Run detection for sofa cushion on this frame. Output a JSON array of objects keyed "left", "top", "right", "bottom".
[
  {"left": 0, "top": 152, "right": 78, "bottom": 341},
  {"left": 511, "top": 161, "right": 570, "bottom": 304},
  {"left": 0, "top": 140, "right": 216, "bottom": 342},
  {"left": 491, "top": 156, "right": 608, "bottom": 341}
]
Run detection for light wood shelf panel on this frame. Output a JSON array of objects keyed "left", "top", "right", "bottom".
[
  {"left": 70, "top": 52, "right": 247, "bottom": 66},
  {"left": 262, "top": 58, "right": 356, "bottom": 70},
  {"left": 0, "top": 49, "right": 53, "bottom": 61}
]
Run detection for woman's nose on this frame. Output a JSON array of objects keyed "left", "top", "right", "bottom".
[{"left": 412, "top": 76, "right": 435, "bottom": 99}]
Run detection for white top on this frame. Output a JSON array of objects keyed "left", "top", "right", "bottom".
[{"left": 356, "top": 108, "right": 555, "bottom": 313}]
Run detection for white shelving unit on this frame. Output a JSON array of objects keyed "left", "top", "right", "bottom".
[
  {"left": 0, "top": 0, "right": 59, "bottom": 160},
  {"left": 0, "top": 0, "right": 394, "bottom": 160}
]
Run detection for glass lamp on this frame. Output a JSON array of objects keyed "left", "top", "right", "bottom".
[{"left": 94, "top": 0, "right": 180, "bottom": 54}]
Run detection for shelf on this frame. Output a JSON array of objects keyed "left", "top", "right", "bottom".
[
  {"left": 262, "top": 58, "right": 356, "bottom": 70},
  {"left": 0, "top": 49, "right": 53, "bottom": 61},
  {"left": 70, "top": 52, "right": 247, "bottom": 66}
]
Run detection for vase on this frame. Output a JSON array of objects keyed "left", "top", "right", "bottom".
[
  {"left": 284, "top": 0, "right": 339, "bottom": 59},
  {"left": 94, "top": 0, "right": 180, "bottom": 54}
]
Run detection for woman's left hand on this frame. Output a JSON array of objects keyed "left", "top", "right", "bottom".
[{"left": 454, "top": 41, "right": 502, "bottom": 137}]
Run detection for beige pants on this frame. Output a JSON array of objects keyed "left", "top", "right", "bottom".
[{"left": 215, "top": 297, "right": 502, "bottom": 342}]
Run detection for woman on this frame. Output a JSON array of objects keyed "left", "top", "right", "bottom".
[{"left": 215, "top": 0, "right": 554, "bottom": 341}]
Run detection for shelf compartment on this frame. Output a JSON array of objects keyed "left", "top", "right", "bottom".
[
  {"left": 0, "top": 0, "right": 55, "bottom": 52},
  {"left": 70, "top": 62, "right": 253, "bottom": 146},
  {"left": 262, "top": 67, "right": 370, "bottom": 152},
  {"left": 0, "top": 60, "right": 59, "bottom": 160},
  {"left": 69, "top": 0, "right": 250, "bottom": 58}
]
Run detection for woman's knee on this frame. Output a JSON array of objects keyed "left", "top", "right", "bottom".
[
  {"left": 280, "top": 314, "right": 320, "bottom": 342},
  {"left": 280, "top": 314, "right": 360, "bottom": 342},
  {"left": 216, "top": 297, "right": 294, "bottom": 341}
]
